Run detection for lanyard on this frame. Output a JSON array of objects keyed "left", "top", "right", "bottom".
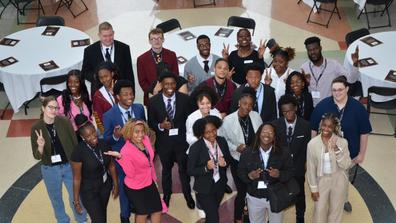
[
  {"left": 239, "top": 116, "right": 250, "bottom": 144},
  {"left": 86, "top": 143, "right": 106, "bottom": 173},
  {"left": 213, "top": 79, "right": 227, "bottom": 98},
  {"left": 207, "top": 142, "right": 219, "bottom": 166},
  {"left": 309, "top": 59, "right": 327, "bottom": 87},
  {"left": 71, "top": 96, "right": 84, "bottom": 114},
  {"left": 46, "top": 124, "right": 58, "bottom": 155},
  {"left": 151, "top": 50, "right": 162, "bottom": 64}
]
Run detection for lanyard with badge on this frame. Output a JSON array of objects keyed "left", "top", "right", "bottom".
[
  {"left": 336, "top": 103, "right": 346, "bottom": 137},
  {"left": 309, "top": 59, "right": 327, "bottom": 99},
  {"left": 257, "top": 149, "right": 269, "bottom": 189},
  {"left": 239, "top": 117, "right": 250, "bottom": 145},
  {"left": 213, "top": 79, "right": 227, "bottom": 99},
  {"left": 86, "top": 143, "right": 108, "bottom": 183},
  {"left": 208, "top": 142, "right": 220, "bottom": 183},
  {"left": 47, "top": 125, "right": 62, "bottom": 164}
]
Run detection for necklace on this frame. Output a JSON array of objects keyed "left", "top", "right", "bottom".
[{"left": 72, "top": 95, "right": 81, "bottom": 100}]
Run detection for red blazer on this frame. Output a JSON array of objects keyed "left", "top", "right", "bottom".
[
  {"left": 137, "top": 48, "right": 179, "bottom": 106},
  {"left": 202, "top": 77, "right": 236, "bottom": 114},
  {"left": 92, "top": 90, "right": 115, "bottom": 133}
]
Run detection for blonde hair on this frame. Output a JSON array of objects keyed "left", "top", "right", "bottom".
[
  {"left": 98, "top": 22, "right": 113, "bottom": 33},
  {"left": 121, "top": 119, "right": 150, "bottom": 141},
  {"left": 148, "top": 28, "right": 164, "bottom": 39},
  {"left": 318, "top": 113, "right": 343, "bottom": 137}
]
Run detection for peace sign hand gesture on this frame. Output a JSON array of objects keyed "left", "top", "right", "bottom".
[
  {"left": 258, "top": 39, "right": 267, "bottom": 59},
  {"left": 35, "top": 129, "right": 45, "bottom": 155},
  {"left": 222, "top": 43, "right": 230, "bottom": 60},
  {"left": 264, "top": 68, "right": 272, "bottom": 85}
]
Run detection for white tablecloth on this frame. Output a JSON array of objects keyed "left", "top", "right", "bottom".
[
  {"left": 344, "top": 31, "right": 396, "bottom": 101},
  {"left": 0, "top": 26, "right": 89, "bottom": 112},
  {"left": 163, "top": 25, "right": 266, "bottom": 75}
]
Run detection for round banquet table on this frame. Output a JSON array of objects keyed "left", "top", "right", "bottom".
[
  {"left": 344, "top": 31, "right": 396, "bottom": 101},
  {"left": 163, "top": 25, "right": 268, "bottom": 75},
  {"left": 0, "top": 26, "right": 90, "bottom": 112}
]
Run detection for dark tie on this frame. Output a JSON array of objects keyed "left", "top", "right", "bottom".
[
  {"left": 287, "top": 126, "right": 293, "bottom": 144},
  {"left": 253, "top": 100, "right": 259, "bottom": 112},
  {"left": 126, "top": 111, "right": 132, "bottom": 120},
  {"left": 105, "top": 48, "right": 111, "bottom": 62},
  {"left": 203, "top": 60, "right": 209, "bottom": 73},
  {"left": 166, "top": 98, "right": 174, "bottom": 120}
]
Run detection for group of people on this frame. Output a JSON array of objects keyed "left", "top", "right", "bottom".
[{"left": 30, "top": 20, "right": 372, "bottom": 223}]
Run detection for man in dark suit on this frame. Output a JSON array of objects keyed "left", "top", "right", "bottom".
[
  {"left": 137, "top": 28, "right": 179, "bottom": 106},
  {"left": 272, "top": 95, "right": 311, "bottom": 223},
  {"left": 82, "top": 22, "right": 134, "bottom": 93},
  {"left": 103, "top": 80, "right": 145, "bottom": 223},
  {"left": 148, "top": 71, "right": 195, "bottom": 209},
  {"left": 230, "top": 62, "right": 277, "bottom": 122}
]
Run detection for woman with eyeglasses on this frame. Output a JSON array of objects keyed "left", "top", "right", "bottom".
[
  {"left": 306, "top": 113, "right": 351, "bottom": 223},
  {"left": 70, "top": 114, "right": 119, "bottom": 223},
  {"left": 30, "top": 96, "right": 87, "bottom": 223}
]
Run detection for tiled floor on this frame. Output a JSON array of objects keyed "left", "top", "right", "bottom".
[{"left": 1, "top": 0, "right": 396, "bottom": 222}]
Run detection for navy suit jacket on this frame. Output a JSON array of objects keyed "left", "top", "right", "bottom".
[{"left": 103, "top": 103, "right": 145, "bottom": 152}]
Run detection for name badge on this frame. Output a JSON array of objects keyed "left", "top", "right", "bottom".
[
  {"left": 213, "top": 168, "right": 220, "bottom": 183},
  {"left": 311, "top": 90, "right": 321, "bottom": 99},
  {"left": 257, "top": 181, "right": 267, "bottom": 189},
  {"left": 51, "top": 154, "right": 62, "bottom": 163},
  {"left": 103, "top": 172, "right": 108, "bottom": 183},
  {"left": 169, "top": 128, "right": 179, "bottom": 136},
  {"left": 244, "top": 60, "right": 253, "bottom": 64}
]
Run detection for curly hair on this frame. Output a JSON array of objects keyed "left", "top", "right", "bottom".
[
  {"left": 189, "top": 85, "right": 219, "bottom": 110},
  {"left": 61, "top": 69, "right": 92, "bottom": 117},
  {"left": 121, "top": 119, "right": 150, "bottom": 142},
  {"left": 318, "top": 113, "right": 343, "bottom": 137},
  {"left": 270, "top": 46, "right": 296, "bottom": 62},
  {"left": 285, "top": 71, "right": 310, "bottom": 95},
  {"left": 192, "top": 115, "right": 222, "bottom": 139}
]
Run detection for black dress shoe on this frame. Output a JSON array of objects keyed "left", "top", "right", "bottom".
[
  {"left": 225, "top": 184, "right": 233, "bottom": 194},
  {"left": 120, "top": 216, "right": 130, "bottom": 223},
  {"left": 185, "top": 195, "right": 196, "bottom": 209},
  {"left": 296, "top": 217, "right": 305, "bottom": 223},
  {"left": 163, "top": 194, "right": 171, "bottom": 207}
]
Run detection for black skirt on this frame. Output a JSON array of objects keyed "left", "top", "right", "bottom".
[{"left": 124, "top": 182, "right": 162, "bottom": 215}]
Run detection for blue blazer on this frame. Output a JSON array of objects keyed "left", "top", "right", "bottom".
[{"left": 103, "top": 103, "right": 146, "bottom": 152}]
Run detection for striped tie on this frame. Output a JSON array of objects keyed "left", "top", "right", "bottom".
[{"left": 166, "top": 98, "right": 174, "bottom": 120}]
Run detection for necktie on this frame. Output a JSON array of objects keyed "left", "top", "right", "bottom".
[
  {"left": 287, "top": 126, "right": 293, "bottom": 144},
  {"left": 126, "top": 111, "right": 132, "bottom": 120},
  {"left": 105, "top": 48, "right": 111, "bottom": 62},
  {"left": 166, "top": 98, "right": 174, "bottom": 120},
  {"left": 203, "top": 60, "right": 209, "bottom": 73},
  {"left": 253, "top": 101, "right": 259, "bottom": 112}
]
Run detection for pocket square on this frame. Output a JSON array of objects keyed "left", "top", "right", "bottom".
[{"left": 296, "top": 135, "right": 304, "bottom": 138}]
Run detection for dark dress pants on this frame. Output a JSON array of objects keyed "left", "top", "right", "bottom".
[
  {"left": 230, "top": 158, "right": 247, "bottom": 221},
  {"left": 295, "top": 175, "right": 306, "bottom": 220},
  {"left": 80, "top": 177, "right": 112, "bottom": 223},
  {"left": 196, "top": 180, "right": 225, "bottom": 223}
]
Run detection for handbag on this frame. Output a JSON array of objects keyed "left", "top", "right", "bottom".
[{"left": 267, "top": 177, "right": 300, "bottom": 213}]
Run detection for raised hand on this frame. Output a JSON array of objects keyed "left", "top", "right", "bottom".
[
  {"left": 227, "top": 67, "right": 235, "bottom": 79},
  {"left": 160, "top": 117, "right": 172, "bottom": 130},
  {"left": 258, "top": 39, "right": 267, "bottom": 59},
  {"left": 104, "top": 151, "right": 122, "bottom": 159},
  {"left": 248, "top": 168, "right": 263, "bottom": 180},
  {"left": 328, "top": 136, "right": 338, "bottom": 152},
  {"left": 153, "top": 81, "right": 162, "bottom": 95},
  {"left": 187, "top": 74, "right": 196, "bottom": 84},
  {"left": 301, "top": 69, "right": 311, "bottom": 83},
  {"left": 35, "top": 129, "right": 45, "bottom": 154},
  {"left": 351, "top": 45, "right": 359, "bottom": 67},
  {"left": 264, "top": 68, "right": 272, "bottom": 85},
  {"left": 267, "top": 167, "right": 280, "bottom": 178},
  {"left": 222, "top": 43, "right": 230, "bottom": 60},
  {"left": 113, "top": 125, "right": 122, "bottom": 139}
]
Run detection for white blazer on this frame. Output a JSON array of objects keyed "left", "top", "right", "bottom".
[
  {"left": 185, "top": 108, "right": 222, "bottom": 146},
  {"left": 219, "top": 110, "right": 263, "bottom": 161}
]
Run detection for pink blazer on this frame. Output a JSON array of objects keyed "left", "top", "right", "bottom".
[
  {"left": 117, "top": 135, "right": 157, "bottom": 190},
  {"left": 56, "top": 95, "right": 92, "bottom": 131}
]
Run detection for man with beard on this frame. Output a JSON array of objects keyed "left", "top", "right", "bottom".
[
  {"left": 184, "top": 35, "right": 221, "bottom": 93},
  {"left": 300, "top": 36, "right": 359, "bottom": 106}
]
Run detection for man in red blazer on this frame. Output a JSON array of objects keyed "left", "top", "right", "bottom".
[{"left": 137, "top": 28, "right": 179, "bottom": 106}]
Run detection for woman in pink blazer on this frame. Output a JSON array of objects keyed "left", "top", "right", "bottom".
[{"left": 105, "top": 119, "right": 164, "bottom": 223}]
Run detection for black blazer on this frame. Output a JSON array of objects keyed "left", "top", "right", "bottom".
[
  {"left": 148, "top": 92, "right": 192, "bottom": 152},
  {"left": 187, "top": 137, "right": 232, "bottom": 194},
  {"left": 238, "top": 146, "right": 294, "bottom": 198},
  {"left": 230, "top": 83, "right": 277, "bottom": 123},
  {"left": 81, "top": 40, "right": 134, "bottom": 91},
  {"left": 285, "top": 92, "right": 314, "bottom": 121},
  {"left": 272, "top": 117, "right": 311, "bottom": 177}
]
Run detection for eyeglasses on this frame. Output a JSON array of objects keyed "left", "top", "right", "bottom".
[
  {"left": 47, "top": 105, "right": 60, "bottom": 111},
  {"left": 150, "top": 37, "right": 163, "bottom": 41},
  {"left": 331, "top": 88, "right": 346, "bottom": 93}
]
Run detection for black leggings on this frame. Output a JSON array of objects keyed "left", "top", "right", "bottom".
[
  {"left": 80, "top": 178, "right": 112, "bottom": 223},
  {"left": 230, "top": 159, "right": 247, "bottom": 221}
]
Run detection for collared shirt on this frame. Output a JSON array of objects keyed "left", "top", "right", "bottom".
[
  {"left": 101, "top": 43, "right": 115, "bottom": 62},
  {"left": 249, "top": 83, "right": 264, "bottom": 114},
  {"left": 203, "top": 138, "right": 224, "bottom": 159},
  {"left": 264, "top": 67, "right": 293, "bottom": 103},
  {"left": 284, "top": 116, "right": 297, "bottom": 136},
  {"left": 259, "top": 146, "right": 272, "bottom": 169},
  {"left": 162, "top": 93, "right": 176, "bottom": 115},
  {"left": 300, "top": 58, "right": 358, "bottom": 106},
  {"left": 196, "top": 54, "right": 213, "bottom": 72},
  {"left": 117, "top": 103, "right": 134, "bottom": 124}
]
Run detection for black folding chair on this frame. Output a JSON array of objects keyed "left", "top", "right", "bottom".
[
  {"left": 40, "top": 74, "right": 68, "bottom": 98},
  {"left": 156, "top": 18, "right": 182, "bottom": 33},
  {"left": 227, "top": 16, "right": 256, "bottom": 35},
  {"left": 357, "top": 0, "right": 394, "bottom": 29},
  {"left": 345, "top": 28, "right": 370, "bottom": 46},
  {"left": 55, "top": 0, "right": 88, "bottom": 18},
  {"left": 0, "top": 0, "right": 10, "bottom": 18},
  {"left": 306, "top": 0, "right": 341, "bottom": 28},
  {"left": 367, "top": 86, "right": 396, "bottom": 137},
  {"left": 193, "top": 0, "right": 215, "bottom": 8},
  {"left": 36, "top": 15, "right": 65, "bottom": 26},
  {"left": 12, "top": 0, "right": 45, "bottom": 25}
]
